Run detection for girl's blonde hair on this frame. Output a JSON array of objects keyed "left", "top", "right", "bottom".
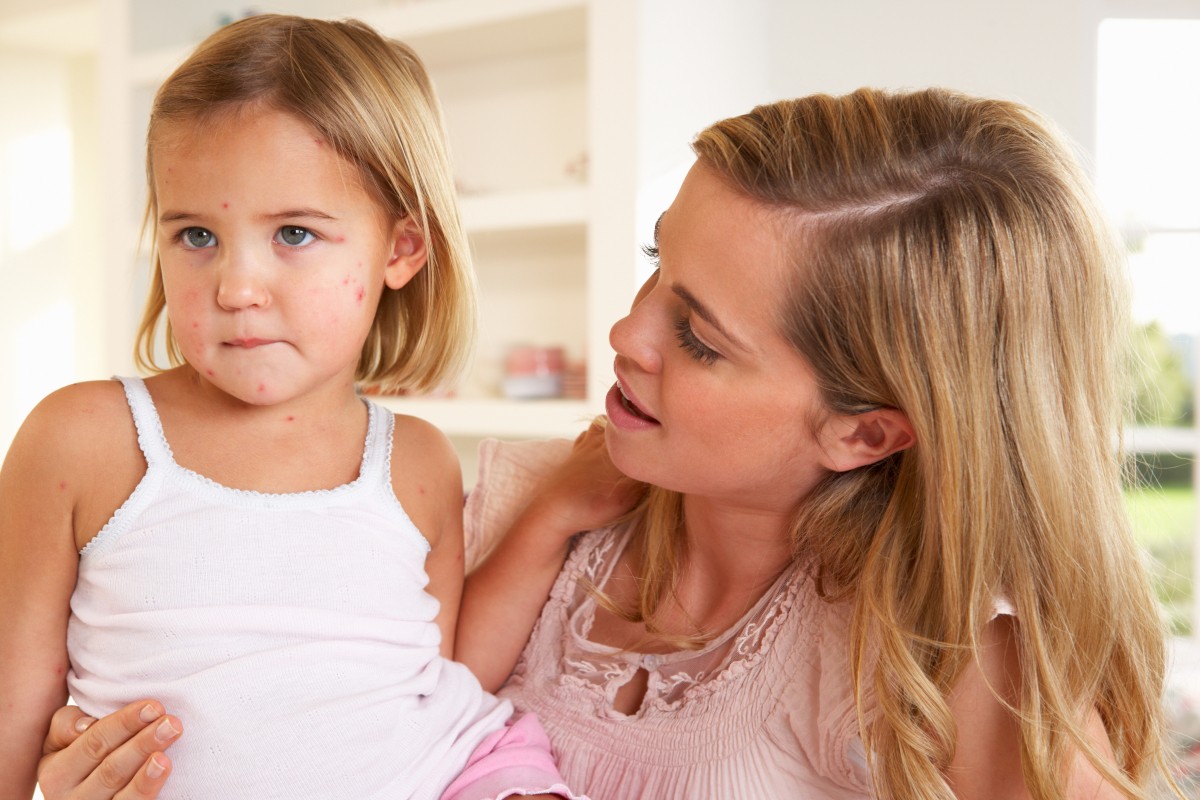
[
  {"left": 627, "top": 88, "right": 1175, "bottom": 798},
  {"left": 135, "top": 14, "right": 475, "bottom": 393}
]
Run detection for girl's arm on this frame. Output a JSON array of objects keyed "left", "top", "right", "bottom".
[
  {"left": 945, "top": 614, "right": 1123, "bottom": 800},
  {"left": 456, "top": 423, "right": 643, "bottom": 692},
  {"left": 0, "top": 388, "right": 101, "bottom": 800},
  {"left": 388, "top": 415, "right": 467, "bottom": 659}
]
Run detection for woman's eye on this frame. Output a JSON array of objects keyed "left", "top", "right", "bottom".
[
  {"left": 674, "top": 317, "right": 720, "bottom": 365},
  {"left": 276, "top": 226, "right": 315, "bottom": 247},
  {"left": 180, "top": 227, "right": 215, "bottom": 249},
  {"left": 642, "top": 243, "right": 660, "bottom": 268}
]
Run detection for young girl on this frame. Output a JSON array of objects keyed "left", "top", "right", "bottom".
[
  {"left": 0, "top": 14, "right": 579, "bottom": 800},
  {"left": 36, "top": 90, "right": 1182, "bottom": 799}
]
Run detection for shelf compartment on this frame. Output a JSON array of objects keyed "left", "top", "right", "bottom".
[
  {"left": 375, "top": 396, "right": 596, "bottom": 438},
  {"left": 460, "top": 186, "right": 587, "bottom": 233}
]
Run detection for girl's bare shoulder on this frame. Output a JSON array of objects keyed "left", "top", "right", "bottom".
[
  {"left": 386, "top": 413, "right": 463, "bottom": 541},
  {"left": 12, "top": 380, "right": 134, "bottom": 460}
]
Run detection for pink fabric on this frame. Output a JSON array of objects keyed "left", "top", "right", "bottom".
[
  {"left": 439, "top": 713, "right": 588, "bottom": 800},
  {"left": 467, "top": 439, "right": 1017, "bottom": 799},
  {"left": 467, "top": 439, "right": 873, "bottom": 799},
  {"left": 463, "top": 438, "right": 572, "bottom": 570}
]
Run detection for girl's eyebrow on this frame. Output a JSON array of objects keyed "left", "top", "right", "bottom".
[
  {"left": 159, "top": 208, "right": 338, "bottom": 224},
  {"left": 261, "top": 208, "right": 338, "bottom": 222},
  {"left": 670, "top": 284, "right": 750, "bottom": 353}
]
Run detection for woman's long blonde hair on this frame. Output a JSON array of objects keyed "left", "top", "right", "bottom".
[
  {"left": 625, "top": 88, "right": 1175, "bottom": 799},
  {"left": 135, "top": 14, "right": 475, "bottom": 393}
]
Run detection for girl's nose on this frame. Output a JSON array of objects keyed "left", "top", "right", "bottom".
[{"left": 216, "top": 257, "right": 270, "bottom": 311}]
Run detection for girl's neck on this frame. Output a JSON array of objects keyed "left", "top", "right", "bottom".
[{"left": 143, "top": 366, "right": 371, "bottom": 494}]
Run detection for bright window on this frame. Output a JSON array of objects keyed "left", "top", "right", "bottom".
[{"left": 1096, "top": 15, "right": 1200, "bottom": 638}]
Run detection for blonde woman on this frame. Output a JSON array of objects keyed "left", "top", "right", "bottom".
[{"left": 38, "top": 89, "right": 1178, "bottom": 799}]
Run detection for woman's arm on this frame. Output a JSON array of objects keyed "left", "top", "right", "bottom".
[
  {"left": 945, "top": 614, "right": 1123, "bottom": 800},
  {"left": 456, "top": 423, "right": 643, "bottom": 691}
]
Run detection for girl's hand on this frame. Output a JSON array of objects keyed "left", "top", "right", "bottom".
[{"left": 38, "top": 700, "right": 181, "bottom": 800}]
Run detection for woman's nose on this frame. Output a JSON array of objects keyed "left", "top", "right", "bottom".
[
  {"left": 216, "top": 256, "right": 270, "bottom": 311},
  {"left": 609, "top": 299, "right": 662, "bottom": 374}
]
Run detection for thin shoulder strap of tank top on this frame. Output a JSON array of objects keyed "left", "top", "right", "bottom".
[
  {"left": 359, "top": 398, "right": 395, "bottom": 489},
  {"left": 114, "top": 376, "right": 171, "bottom": 467}
]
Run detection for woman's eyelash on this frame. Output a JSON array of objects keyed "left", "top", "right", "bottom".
[
  {"left": 642, "top": 243, "right": 660, "bottom": 265},
  {"left": 674, "top": 317, "right": 720, "bottom": 365}
]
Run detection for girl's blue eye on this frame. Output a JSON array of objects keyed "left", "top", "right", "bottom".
[
  {"left": 181, "top": 227, "right": 215, "bottom": 249},
  {"left": 674, "top": 317, "right": 720, "bottom": 365},
  {"left": 276, "top": 226, "right": 315, "bottom": 247}
]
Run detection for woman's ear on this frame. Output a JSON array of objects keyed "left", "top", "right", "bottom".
[
  {"left": 382, "top": 214, "right": 428, "bottom": 291},
  {"left": 819, "top": 408, "right": 915, "bottom": 473}
]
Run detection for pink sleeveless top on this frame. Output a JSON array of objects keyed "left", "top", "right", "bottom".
[
  {"left": 496, "top": 525, "right": 872, "bottom": 799},
  {"left": 468, "top": 439, "right": 873, "bottom": 799}
]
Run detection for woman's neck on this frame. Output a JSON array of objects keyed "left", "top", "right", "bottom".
[{"left": 637, "top": 495, "right": 796, "bottom": 639}]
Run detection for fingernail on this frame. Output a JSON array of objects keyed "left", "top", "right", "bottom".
[
  {"left": 155, "top": 718, "right": 181, "bottom": 743},
  {"left": 74, "top": 716, "right": 96, "bottom": 733},
  {"left": 139, "top": 703, "right": 159, "bottom": 723},
  {"left": 146, "top": 754, "right": 166, "bottom": 779}
]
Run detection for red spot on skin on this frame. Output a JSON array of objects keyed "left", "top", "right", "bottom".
[
  {"left": 223, "top": 202, "right": 229, "bottom": 209},
  {"left": 342, "top": 277, "right": 350, "bottom": 285},
  {"left": 257, "top": 384, "right": 266, "bottom": 393},
  {"left": 335, "top": 236, "right": 345, "bottom": 243},
  {"left": 285, "top": 416, "right": 295, "bottom": 422},
  {"left": 192, "top": 322, "right": 199, "bottom": 328},
  {"left": 59, "top": 481, "right": 68, "bottom": 491},
  {"left": 206, "top": 369, "right": 214, "bottom": 377},
  {"left": 356, "top": 287, "right": 365, "bottom": 303}
]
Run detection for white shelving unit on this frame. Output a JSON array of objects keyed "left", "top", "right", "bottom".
[{"left": 96, "top": 0, "right": 772, "bottom": 460}]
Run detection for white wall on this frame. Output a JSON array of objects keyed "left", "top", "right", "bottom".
[
  {"left": 767, "top": 0, "right": 1098, "bottom": 158},
  {"left": 0, "top": 49, "right": 102, "bottom": 451}
]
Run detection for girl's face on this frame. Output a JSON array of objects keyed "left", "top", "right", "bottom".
[
  {"left": 604, "top": 163, "right": 838, "bottom": 513},
  {"left": 152, "top": 107, "right": 420, "bottom": 407}
]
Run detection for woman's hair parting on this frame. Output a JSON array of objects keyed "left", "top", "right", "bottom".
[
  {"left": 134, "top": 14, "right": 475, "bottom": 392},
  {"left": 624, "top": 88, "right": 1174, "bottom": 799}
]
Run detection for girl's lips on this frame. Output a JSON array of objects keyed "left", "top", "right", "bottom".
[
  {"left": 606, "top": 381, "right": 660, "bottom": 429},
  {"left": 225, "top": 338, "right": 277, "bottom": 348}
]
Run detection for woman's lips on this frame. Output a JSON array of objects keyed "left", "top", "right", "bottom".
[{"left": 606, "top": 380, "right": 660, "bottom": 429}]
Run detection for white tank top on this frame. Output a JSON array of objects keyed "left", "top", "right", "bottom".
[{"left": 66, "top": 377, "right": 511, "bottom": 799}]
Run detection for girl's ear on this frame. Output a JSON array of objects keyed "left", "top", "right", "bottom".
[
  {"left": 382, "top": 214, "right": 428, "bottom": 291},
  {"left": 819, "top": 408, "right": 915, "bottom": 473}
]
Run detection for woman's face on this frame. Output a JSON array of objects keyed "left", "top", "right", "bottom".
[{"left": 604, "top": 162, "right": 838, "bottom": 514}]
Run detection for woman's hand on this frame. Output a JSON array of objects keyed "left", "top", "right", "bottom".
[
  {"left": 521, "top": 418, "right": 645, "bottom": 540},
  {"left": 38, "top": 700, "right": 181, "bottom": 800}
]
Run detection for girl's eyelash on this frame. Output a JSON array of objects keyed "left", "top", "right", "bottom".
[{"left": 674, "top": 317, "right": 720, "bottom": 365}]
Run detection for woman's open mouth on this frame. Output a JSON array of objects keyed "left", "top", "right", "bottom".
[{"left": 606, "top": 380, "right": 660, "bottom": 428}]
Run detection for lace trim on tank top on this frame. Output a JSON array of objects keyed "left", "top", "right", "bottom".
[
  {"left": 80, "top": 377, "right": 420, "bottom": 555},
  {"left": 143, "top": 394, "right": 383, "bottom": 503},
  {"left": 556, "top": 526, "right": 803, "bottom": 714}
]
